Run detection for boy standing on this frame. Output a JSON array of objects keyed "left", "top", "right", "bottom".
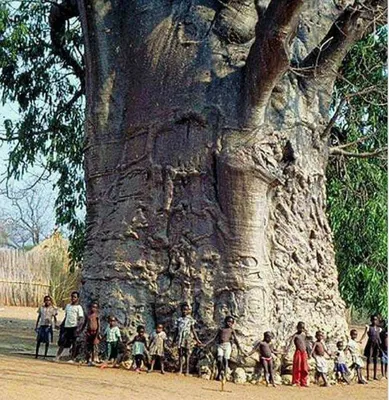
[
  {"left": 55, "top": 291, "right": 84, "bottom": 362},
  {"left": 204, "top": 316, "right": 244, "bottom": 381},
  {"left": 247, "top": 331, "right": 279, "bottom": 387},
  {"left": 286, "top": 321, "right": 309, "bottom": 387},
  {"left": 311, "top": 331, "right": 331, "bottom": 386},
  {"left": 35, "top": 295, "right": 58, "bottom": 359}
]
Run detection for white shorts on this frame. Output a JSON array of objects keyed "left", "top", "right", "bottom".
[
  {"left": 217, "top": 342, "right": 232, "bottom": 360},
  {"left": 315, "top": 356, "right": 328, "bottom": 373}
]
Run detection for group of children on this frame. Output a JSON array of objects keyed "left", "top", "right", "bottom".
[{"left": 35, "top": 293, "right": 388, "bottom": 387}]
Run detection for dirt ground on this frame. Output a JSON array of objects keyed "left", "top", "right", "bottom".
[{"left": 0, "top": 307, "right": 387, "bottom": 400}]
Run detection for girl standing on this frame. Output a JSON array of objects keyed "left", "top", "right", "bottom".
[{"left": 148, "top": 324, "right": 167, "bottom": 374}]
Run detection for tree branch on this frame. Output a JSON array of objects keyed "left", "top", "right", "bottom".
[
  {"left": 49, "top": 0, "right": 84, "bottom": 86},
  {"left": 329, "top": 147, "right": 387, "bottom": 158},
  {"left": 321, "top": 85, "right": 383, "bottom": 138},
  {"left": 300, "top": 0, "right": 387, "bottom": 80},
  {"left": 242, "top": 0, "right": 304, "bottom": 127},
  {"left": 334, "top": 134, "right": 373, "bottom": 149}
]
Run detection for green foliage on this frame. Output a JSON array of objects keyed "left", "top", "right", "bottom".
[
  {"left": 0, "top": 1, "right": 85, "bottom": 264},
  {"left": 328, "top": 28, "right": 388, "bottom": 319}
]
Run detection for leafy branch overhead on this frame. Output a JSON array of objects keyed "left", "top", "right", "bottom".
[{"left": 0, "top": 0, "right": 85, "bottom": 263}]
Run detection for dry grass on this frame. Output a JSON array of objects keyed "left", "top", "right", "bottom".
[{"left": 0, "top": 232, "right": 79, "bottom": 307}]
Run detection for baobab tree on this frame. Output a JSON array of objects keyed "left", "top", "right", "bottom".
[{"left": 49, "top": 0, "right": 386, "bottom": 345}]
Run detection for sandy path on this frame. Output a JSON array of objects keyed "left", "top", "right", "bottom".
[{"left": 0, "top": 306, "right": 387, "bottom": 400}]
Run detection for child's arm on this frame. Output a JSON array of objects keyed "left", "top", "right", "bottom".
[
  {"left": 232, "top": 330, "right": 244, "bottom": 354},
  {"left": 191, "top": 325, "right": 202, "bottom": 345},
  {"left": 35, "top": 309, "right": 41, "bottom": 331},
  {"left": 284, "top": 334, "right": 295, "bottom": 354},
  {"left": 203, "top": 330, "right": 219, "bottom": 347},
  {"left": 247, "top": 342, "right": 260, "bottom": 357},
  {"left": 76, "top": 306, "right": 85, "bottom": 332},
  {"left": 360, "top": 326, "right": 369, "bottom": 343},
  {"left": 310, "top": 342, "right": 317, "bottom": 359},
  {"left": 322, "top": 342, "right": 331, "bottom": 357},
  {"left": 53, "top": 313, "right": 58, "bottom": 329}
]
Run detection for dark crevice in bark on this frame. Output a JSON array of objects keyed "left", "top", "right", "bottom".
[{"left": 211, "top": 152, "right": 221, "bottom": 210}]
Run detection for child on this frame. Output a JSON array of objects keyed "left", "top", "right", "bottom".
[
  {"left": 174, "top": 303, "right": 202, "bottom": 375},
  {"left": 361, "top": 314, "right": 382, "bottom": 380},
  {"left": 311, "top": 331, "right": 331, "bottom": 387},
  {"left": 148, "top": 323, "right": 168, "bottom": 374},
  {"left": 334, "top": 340, "right": 350, "bottom": 384},
  {"left": 35, "top": 295, "right": 58, "bottom": 359},
  {"left": 380, "top": 324, "right": 387, "bottom": 379},
  {"left": 84, "top": 302, "right": 100, "bottom": 365},
  {"left": 345, "top": 329, "right": 367, "bottom": 384},
  {"left": 285, "top": 321, "right": 309, "bottom": 387},
  {"left": 204, "top": 316, "right": 244, "bottom": 381},
  {"left": 104, "top": 316, "right": 121, "bottom": 363},
  {"left": 55, "top": 291, "right": 84, "bottom": 362},
  {"left": 130, "top": 325, "right": 148, "bottom": 372},
  {"left": 247, "top": 331, "right": 278, "bottom": 387}
]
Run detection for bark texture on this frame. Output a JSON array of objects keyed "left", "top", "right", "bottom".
[{"left": 76, "top": 0, "right": 383, "bottom": 354}]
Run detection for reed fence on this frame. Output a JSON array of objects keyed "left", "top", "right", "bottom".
[{"left": 0, "top": 248, "right": 51, "bottom": 307}]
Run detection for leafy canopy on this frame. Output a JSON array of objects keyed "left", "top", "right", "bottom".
[
  {"left": 328, "top": 27, "right": 388, "bottom": 319},
  {"left": 0, "top": 1, "right": 84, "bottom": 263}
]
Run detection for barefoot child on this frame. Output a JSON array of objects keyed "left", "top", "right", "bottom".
[
  {"left": 345, "top": 329, "right": 367, "bottom": 384},
  {"left": 104, "top": 316, "right": 121, "bottom": 363},
  {"left": 130, "top": 325, "right": 148, "bottom": 372},
  {"left": 361, "top": 315, "right": 382, "bottom": 380},
  {"left": 286, "top": 321, "right": 309, "bottom": 387},
  {"left": 174, "top": 303, "right": 202, "bottom": 375},
  {"left": 35, "top": 295, "right": 58, "bottom": 359},
  {"left": 311, "top": 331, "right": 331, "bottom": 387},
  {"left": 148, "top": 323, "right": 167, "bottom": 374},
  {"left": 247, "top": 331, "right": 279, "bottom": 387},
  {"left": 55, "top": 291, "right": 84, "bottom": 362},
  {"left": 204, "top": 316, "right": 244, "bottom": 381},
  {"left": 85, "top": 302, "right": 100, "bottom": 365},
  {"left": 334, "top": 340, "right": 350, "bottom": 384}
]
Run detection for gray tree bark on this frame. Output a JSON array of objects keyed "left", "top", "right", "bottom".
[{"left": 74, "top": 0, "right": 384, "bottom": 348}]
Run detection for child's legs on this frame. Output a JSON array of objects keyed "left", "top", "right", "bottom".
[
  {"left": 178, "top": 347, "right": 184, "bottom": 373},
  {"left": 373, "top": 357, "right": 378, "bottom": 378},
  {"left": 292, "top": 351, "right": 303, "bottom": 385},
  {"left": 366, "top": 358, "right": 371, "bottom": 379},
  {"left": 159, "top": 356, "right": 165, "bottom": 372},
  {"left": 149, "top": 356, "right": 156, "bottom": 371},
  {"left": 268, "top": 359, "right": 275, "bottom": 385},
  {"left": 107, "top": 342, "right": 112, "bottom": 360},
  {"left": 110, "top": 341, "right": 119, "bottom": 360},
  {"left": 261, "top": 359, "right": 270, "bottom": 384},
  {"left": 35, "top": 340, "right": 41, "bottom": 358},
  {"left": 135, "top": 354, "right": 144, "bottom": 369},
  {"left": 44, "top": 342, "right": 49, "bottom": 358}
]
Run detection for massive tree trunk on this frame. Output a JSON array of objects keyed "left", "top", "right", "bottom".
[{"left": 75, "top": 0, "right": 383, "bottom": 349}]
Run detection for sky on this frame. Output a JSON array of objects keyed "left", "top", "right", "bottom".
[{"left": 0, "top": 102, "right": 58, "bottom": 242}]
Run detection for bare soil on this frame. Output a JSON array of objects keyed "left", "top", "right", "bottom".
[{"left": 0, "top": 306, "right": 387, "bottom": 400}]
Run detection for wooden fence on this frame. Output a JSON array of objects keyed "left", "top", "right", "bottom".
[{"left": 0, "top": 249, "right": 51, "bottom": 307}]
